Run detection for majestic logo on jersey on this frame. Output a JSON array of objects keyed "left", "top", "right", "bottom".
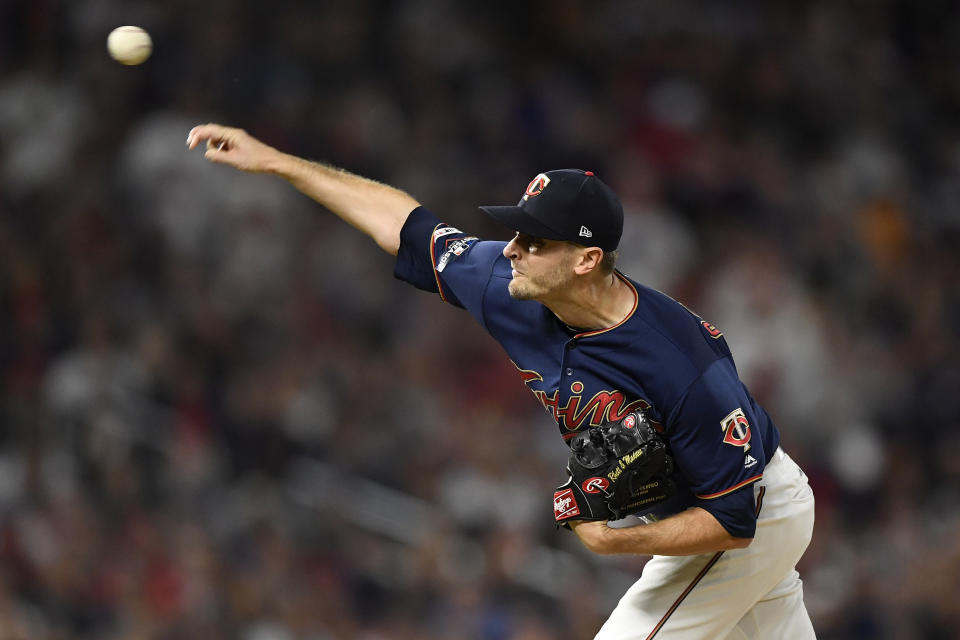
[
  {"left": 553, "top": 488, "right": 579, "bottom": 519},
  {"left": 720, "top": 407, "right": 752, "bottom": 452},
  {"left": 581, "top": 477, "right": 609, "bottom": 494},
  {"left": 522, "top": 173, "right": 551, "bottom": 201},
  {"left": 701, "top": 320, "right": 723, "bottom": 339}
]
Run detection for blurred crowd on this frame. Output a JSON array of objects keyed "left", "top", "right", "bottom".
[{"left": 1, "top": 0, "right": 959, "bottom": 638}]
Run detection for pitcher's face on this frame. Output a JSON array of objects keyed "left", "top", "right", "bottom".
[{"left": 502, "top": 233, "right": 577, "bottom": 301}]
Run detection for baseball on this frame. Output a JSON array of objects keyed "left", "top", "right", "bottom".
[{"left": 107, "top": 26, "right": 152, "bottom": 65}]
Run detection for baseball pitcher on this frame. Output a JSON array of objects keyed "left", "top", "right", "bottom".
[{"left": 186, "top": 124, "right": 816, "bottom": 639}]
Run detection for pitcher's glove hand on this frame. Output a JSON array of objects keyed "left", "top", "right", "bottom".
[{"left": 553, "top": 410, "right": 677, "bottom": 528}]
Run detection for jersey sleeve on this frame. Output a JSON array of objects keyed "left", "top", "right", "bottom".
[
  {"left": 393, "top": 206, "right": 454, "bottom": 300},
  {"left": 393, "top": 206, "right": 505, "bottom": 326},
  {"left": 665, "top": 359, "right": 770, "bottom": 539}
]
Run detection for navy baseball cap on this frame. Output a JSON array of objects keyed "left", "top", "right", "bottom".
[{"left": 479, "top": 169, "right": 623, "bottom": 251}]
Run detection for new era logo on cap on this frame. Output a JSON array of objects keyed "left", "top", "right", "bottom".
[{"left": 479, "top": 169, "right": 624, "bottom": 251}]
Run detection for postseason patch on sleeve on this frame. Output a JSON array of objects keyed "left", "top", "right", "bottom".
[{"left": 435, "top": 236, "right": 479, "bottom": 272}]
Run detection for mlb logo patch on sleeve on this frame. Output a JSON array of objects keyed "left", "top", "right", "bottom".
[{"left": 431, "top": 226, "right": 462, "bottom": 240}]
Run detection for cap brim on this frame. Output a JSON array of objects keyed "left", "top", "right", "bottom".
[{"left": 478, "top": 205, "right": 566, "bottom": 241}]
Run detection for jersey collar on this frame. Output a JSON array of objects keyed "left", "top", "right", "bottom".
[{"left": 571, "top": 272, "right": 639, "bottom": 339}]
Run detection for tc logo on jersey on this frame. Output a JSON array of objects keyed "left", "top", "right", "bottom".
[
  {"left": 522, "top": 173, "right": 551, "bottom": 200},
  {"left": 582, "top": 477, "right": 610, "bottom": 494},
  {"left": 554, "top": 488, "right": 580, "bottom": 519},
  {"left": 720, "top": 407, "right": 752, "bottom": 452}
]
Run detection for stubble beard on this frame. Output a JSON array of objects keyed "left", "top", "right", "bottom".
[
  {"left": 507, "top": 259, "right": 573, "bottom": 301},
  {"left": 508, "top": 278, "right": 536, "bottom": 300}
]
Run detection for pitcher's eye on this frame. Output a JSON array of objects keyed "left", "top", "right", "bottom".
[{"left": 515, "top": 232, "right": 544, "bottom": 252}]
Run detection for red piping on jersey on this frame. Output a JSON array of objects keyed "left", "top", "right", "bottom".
[
  {"left": 695, "top": 474, "right": 763, "bottom": 500},
  {"left": 429, "top": 224, "right": 450, "bottom": 304},
  {"left": 573, "top": 272, "right": 638, "bottom": 338},
  {"left": 645, "top": 485, "right": 766, "bottom": 639}
]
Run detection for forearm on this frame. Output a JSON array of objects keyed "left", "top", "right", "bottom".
[
  {"left": 270, "top": 153, "right": 419, "bottom": 255},
  {"left": 572, "top": 507, "right": 752, "bottom": 557},
  {"left": 187, "top": 124, "right": 419, "bottom": 255}
]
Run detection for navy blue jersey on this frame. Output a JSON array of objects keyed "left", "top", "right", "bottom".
[{"left": 393, "top": 207, "right": 780, "bottom": 538}]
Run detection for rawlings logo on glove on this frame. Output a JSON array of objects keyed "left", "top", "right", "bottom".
[
  {"left": 554, "top": 410, "right": 676, "bottom": 527},
  {"left": 553, "top": 488, "right": 580, "bottom": 520}
]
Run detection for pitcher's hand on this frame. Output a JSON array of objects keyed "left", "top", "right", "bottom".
[{"left": 186, "top": 123, "right": 283, "bottom": 173}]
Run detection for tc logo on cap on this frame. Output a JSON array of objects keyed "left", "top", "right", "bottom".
[{"left": 523, "top": 173, "right": 551, "bottom": 201}]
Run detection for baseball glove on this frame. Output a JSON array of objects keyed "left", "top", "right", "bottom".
[{"left": 553, "top": 410, "right": 676, "bottom": 527}]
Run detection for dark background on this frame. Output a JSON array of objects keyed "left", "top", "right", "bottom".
[{"left": 1, "top": 1, "right": 959, "bottom": 638}]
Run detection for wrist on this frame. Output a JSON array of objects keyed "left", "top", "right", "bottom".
[
  {"left": 264, "top": 149, "right": 296, "bottom": 176},
  {"left": 596, "top": 523, "right": 626, "bottom": 555},
  {"left": 572, "top": 520, "right": 617, "bottom": 554}
]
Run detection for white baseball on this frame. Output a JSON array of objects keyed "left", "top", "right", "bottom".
[{"left": 107, "top": 26, "right": 153, "bottom": 66}]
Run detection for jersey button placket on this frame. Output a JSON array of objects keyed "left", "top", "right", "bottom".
[{"left": 564, "top": 340, "right": 577, "bottom": 377}]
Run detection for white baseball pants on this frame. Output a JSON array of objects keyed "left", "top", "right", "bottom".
[{"left": 594, "top": 448, "right": 816, "bottom": 639}]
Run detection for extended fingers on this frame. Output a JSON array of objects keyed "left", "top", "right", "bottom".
[{"left": 186, "top": 123, "right": 234, "bottom": 149}]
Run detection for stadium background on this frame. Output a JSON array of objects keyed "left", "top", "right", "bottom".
[{"left": 1, "top": 1, "right": 959, "bottom": 638}]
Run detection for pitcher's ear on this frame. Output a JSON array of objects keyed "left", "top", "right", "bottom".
[{"left": 573, "top": 246, "right": 605, "bottom": 275}]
